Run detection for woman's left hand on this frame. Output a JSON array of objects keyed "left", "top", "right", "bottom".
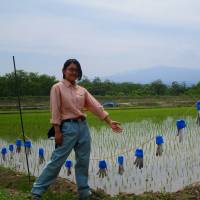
[
  {"left": 110, "top": 121, "right": 123, "bottom": 133},
  {"left": 110, "top": 120, "right": 123, "bottom": 133},
  {"left": 104, "top": 116, "right": 123, "bottom": 133}
]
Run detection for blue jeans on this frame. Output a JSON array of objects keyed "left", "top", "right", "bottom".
[{"left": 31, "top": 120, "right": 91, "bottom": 198}]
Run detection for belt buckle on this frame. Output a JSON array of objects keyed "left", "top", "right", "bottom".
[{"left": 78, "top": 118, "right": 82, "bottom": 122}]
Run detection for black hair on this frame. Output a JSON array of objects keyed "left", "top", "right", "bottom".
[{"left": 62, "top": 59, "right": 82, "bottom": 80}]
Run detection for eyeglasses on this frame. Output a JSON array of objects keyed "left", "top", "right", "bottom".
[{"left": 67, "top": 68, "right": 79, "bottom": 74}]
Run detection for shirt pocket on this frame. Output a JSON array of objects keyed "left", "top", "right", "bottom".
[{"left": 76, "top": 91, "right": 85, "bottom": 108}]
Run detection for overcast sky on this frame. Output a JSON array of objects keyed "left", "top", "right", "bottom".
[{"left": 0, "top": 0, "right": 200, "bottom": 80}]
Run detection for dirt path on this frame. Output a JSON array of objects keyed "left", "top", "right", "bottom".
[{"left": 1, "top": 166, "right": 200, "bottom": 200}]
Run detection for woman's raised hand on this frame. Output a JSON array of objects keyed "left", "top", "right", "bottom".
[
  {"left": 104, "top": 116, "right": 123, "bottom": 133},
  {"left": 110, "top": 120, "right": 123, "bottom": 133}
]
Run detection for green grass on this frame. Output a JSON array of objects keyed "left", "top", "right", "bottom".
[
  {"left": 0, "top": 107, "right": 196, "bottom": 141},
  {"left": 0, "top": 166, "right": 77, "bottom": 200},
  {"left": 0, "top": 190, "right": 27, "bottom": 200}
]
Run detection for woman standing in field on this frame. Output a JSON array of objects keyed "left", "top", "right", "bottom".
[{"left": 31, "top": 59, "right": 123, "bottom": 200}]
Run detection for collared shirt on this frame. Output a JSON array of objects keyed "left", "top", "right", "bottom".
[{"left": 50, "top": 79, "right": 109, "bottom": 125}]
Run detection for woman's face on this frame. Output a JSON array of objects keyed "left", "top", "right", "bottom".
[{"left": 63, "top": 63, "right": 79, "bottom": 82}]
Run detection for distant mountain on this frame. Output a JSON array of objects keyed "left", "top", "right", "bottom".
[{"left": 104, "top": 66, "right": 200, "bottom": 85}]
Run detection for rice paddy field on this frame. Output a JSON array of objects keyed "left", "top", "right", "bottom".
[
  {"left": 0, "top": 106, "right": 200, "bottom": 199},
  {"left": 0, "top": 107, "right": 196, "bottom": 141}
]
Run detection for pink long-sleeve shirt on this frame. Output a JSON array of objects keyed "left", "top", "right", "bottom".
[{"left": 50, "top": 79, "right": 109, "bottom": 125}]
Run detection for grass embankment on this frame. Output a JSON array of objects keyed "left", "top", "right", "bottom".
[{"left": 0, "top": 95, "right": 198, "bottom": 110}]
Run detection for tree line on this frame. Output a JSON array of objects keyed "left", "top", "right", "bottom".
[{"left": 0, "top": 70, "right": 199, "bottom": 97}]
